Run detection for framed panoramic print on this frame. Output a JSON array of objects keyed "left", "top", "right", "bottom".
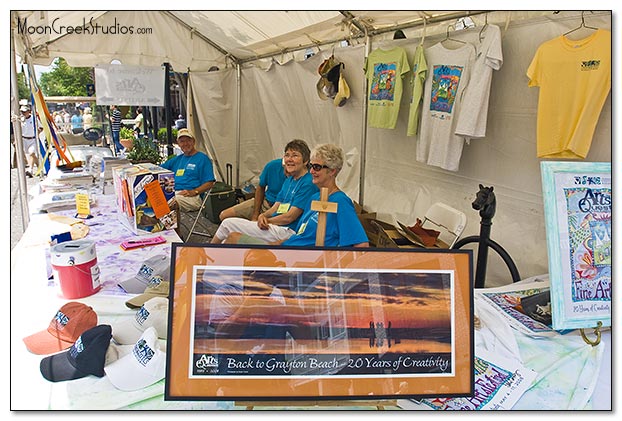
[
  {"left": 165, "top": 244, "right": 473, "bottom": 401},
  {"left": 541, "top": 161, "right": 611, "bottom": 331}
]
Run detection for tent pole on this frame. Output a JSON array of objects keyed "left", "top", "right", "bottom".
[
  {"left": 10, "top": 19, "right": 30, "bottom": 228},
  {"left": 358, "top": 29, "right": 371, "bottom": 207},
  {"left": 235, "top": 63, "right": 241, "bottom": 188},
  {"left": 150, "top": 106, "right": 158, "bottom": 143},
  {"left": 164, "top": 63, "right": 173, "bottom": 156},
  {"left": 174, "top": 72, "right": 187, "bottom": 119}
]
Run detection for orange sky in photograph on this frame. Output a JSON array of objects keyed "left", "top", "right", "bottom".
[{"left": 194, "top": 269, "right": 452, "bottom": 330}]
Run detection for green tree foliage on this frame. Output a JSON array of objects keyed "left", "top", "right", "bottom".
[
  {"left": 38, "top": 58, "right": 93, "bottom": 96},
  {"left": 17, "top": 72, "right": 30, "bottom": 100}
]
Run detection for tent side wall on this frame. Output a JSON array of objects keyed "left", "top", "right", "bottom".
[
  {"left": 189, "top": 12, "right": 612, "bottom": 286},
  {"left": 14, "top": 11, "right": 612, "bottom": 287}
]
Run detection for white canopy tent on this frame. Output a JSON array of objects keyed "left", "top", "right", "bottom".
[{"left": 11, "top": 10, "right": 613, "bottom": 286}]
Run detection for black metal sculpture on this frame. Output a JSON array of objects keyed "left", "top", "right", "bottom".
[{"left": 453, "top": 184, "right": 521, "bottom": 288}]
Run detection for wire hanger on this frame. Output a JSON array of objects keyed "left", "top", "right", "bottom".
[
  {"left": 443, "top": 24, "right": 467, "bottom": 46},
  {"left": 563, "top": 11, "right": 598, "bottom": 37},
  {"left": 478, "top": 13, "right": 489, "bottom": 43},
  {"left": 419, "top": 15, "right": 427, "bottom": 46}
]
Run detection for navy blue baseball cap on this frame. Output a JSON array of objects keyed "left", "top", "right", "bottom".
[{"left": 40, "top": 324, "right": 112, "bottom": 382}]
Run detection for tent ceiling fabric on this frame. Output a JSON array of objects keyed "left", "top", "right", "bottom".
[{"left": 13, "top": 10, "right": 478, "bottom": 71}]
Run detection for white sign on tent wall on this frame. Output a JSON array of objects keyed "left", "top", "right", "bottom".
[{"left": 94, "top": 64, "right": 165, "bottom": 106}]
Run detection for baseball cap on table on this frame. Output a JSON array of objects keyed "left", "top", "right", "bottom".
[
  {"left": 118, "top": 254, "right": 170, "bottom": 294},
  {"left": 113, "top": 296, "right": 169, "bottom": 345},
  {"left": 40, "top": 324, "right": 112, "bottom": 382},
  {"left": 105, "top": 326, "right": 166, "bottom": 391},
  {"left": 125, "top": 278, "right": 170, "bottom": 310},
  {"left": 23, "top": 302, "right": 98, "bottom": 355},
  {"left": 176, "top": 128, "right": 195, "bottom": 141}
]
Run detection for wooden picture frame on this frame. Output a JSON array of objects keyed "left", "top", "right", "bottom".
[
  {"left": 540, "top": 161, "right": 611, "bottom": 330},
  {"left": 165, "top": 244, "right": 473, "bottom": 401}
]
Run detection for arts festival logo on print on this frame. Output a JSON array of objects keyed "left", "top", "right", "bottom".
[{"left": 195, "top": 354, "right": 219, "bottom": 374}]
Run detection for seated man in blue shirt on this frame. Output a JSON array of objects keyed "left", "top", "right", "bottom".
[
  {"left": 219, "top": 157, "right": 289, "bottom": 222},
  {"left": 160, "top": 128, "right": 215, "bottom": 212},
  {"left": 225, "top": 144, "right": 369, "bottom": 248}
]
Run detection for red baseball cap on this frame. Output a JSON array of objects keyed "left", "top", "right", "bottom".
[{"left": 23, "top": 302, "right": 98, "bottom": 355}]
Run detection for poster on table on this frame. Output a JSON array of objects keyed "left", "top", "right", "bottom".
[
  {"left": 540, "top": 161, "right": 611, "bottom": 331},
  {"left": 165, "top": 244, "right": 473, "bottom": 400}
]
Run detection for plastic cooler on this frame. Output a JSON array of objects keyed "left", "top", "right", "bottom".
[
  {"left": 50, "top": 240, "right": 101, "bottom": 299},
  {"left": 204, "top": 181, "right": 237, "bottom": 224}
]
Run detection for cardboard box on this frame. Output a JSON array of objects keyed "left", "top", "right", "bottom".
[
  {"left": 365, "top": 218, "right": 414, "bottom": 248},
  {"left": 112, "top": 163, "right": 177, "bottom": 234},
  {"left": 353, "top": 202, "right": 378, "bottom": 236}
]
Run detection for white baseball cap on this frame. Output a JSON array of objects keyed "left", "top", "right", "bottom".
[
  {"left": 118, "top": 255, "right": 170, "bottom": 294},
  {"left": 112, "top": 297, "right": 168, "bottom": 345},
  {"left": 104, "top": 326, "right": 166, "bottom": 391}
]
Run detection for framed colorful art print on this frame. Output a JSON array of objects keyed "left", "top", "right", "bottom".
[
  {"left": 165, "top": 244, "right": 473, "bottom": 401},
  {"left": 540, "top": 161, "right": 611, "bottom": 330}
]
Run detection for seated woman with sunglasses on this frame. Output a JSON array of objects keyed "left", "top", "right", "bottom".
[{"left": 225, "top": 144, "right": 369, "bottom": 248}]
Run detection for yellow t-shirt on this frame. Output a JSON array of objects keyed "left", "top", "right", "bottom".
[
  {"left": 527, "top": 29, "right": 611, "bottom": 159},
  {"left": 365, "top": 47, "right": 410, "bottom": 129}
]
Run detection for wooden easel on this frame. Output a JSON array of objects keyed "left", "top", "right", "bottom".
[{"left": 312, "top": 187, "right": 338, "bottom": 246}]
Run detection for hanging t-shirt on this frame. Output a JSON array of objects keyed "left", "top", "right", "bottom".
[
  {"left": 417, "top": 41, "right": 476, "bottom": 172},
  {"left": 455, "top": 24, "right": 503, "bottom": 139},
  {"left": 526, "top": 29, "right": 611, "bottom": 159},
  {"left": 406, "top": 44, "right": 428, "bottom": 136},
  {"left": 365, "top": 47, "right": 410, "bottom": 129}
]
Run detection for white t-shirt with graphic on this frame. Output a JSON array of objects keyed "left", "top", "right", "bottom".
[
  {"left": 417, "top": 41, "right": 476, "bottom": 172},
  {"left": 455, "top": 24, "right": 503, "bottom": 139}
]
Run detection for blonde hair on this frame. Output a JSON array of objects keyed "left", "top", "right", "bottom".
[{"left": 312, "top": 143, "right": 343, "bottom": 171}]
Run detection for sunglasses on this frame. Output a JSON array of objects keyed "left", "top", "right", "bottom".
[{"left": 310, "top": 163, "right": 330, "bottom": 171}]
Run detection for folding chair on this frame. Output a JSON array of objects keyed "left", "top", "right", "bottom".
[
  {"left": 185, "top": 187, "right": 214, "bottom": 242},
  {"left": 420, "top": 202, "right": 467, "bottom": 248}
]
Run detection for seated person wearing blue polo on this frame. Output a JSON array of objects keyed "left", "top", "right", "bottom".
[
  {"left": 211, "top": 139, "right": 317, "bottom": 244},
  {"left": 225, "top": 144, "right": 369, "bottom": 248},
  {"left": 219, "top": 157, "right": 288, "bottom": 221},
  {"left": 160, "top": 128, "right": 215, "bottom": 212}
]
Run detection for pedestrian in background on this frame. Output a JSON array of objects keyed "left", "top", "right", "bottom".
[
  {"left": 20, "top": 105, "right": 38, "bottom": 177},
  {"left": 133, "top": 107, "right": 144, "bottom": 137},
  {"left": 175, "top": 114, "right": 186, "bottom": 130},
  {"left": 109, "top": 105, "right": 123, "bottom": 154},
  {"left": 70, "top": 109, "right": 83, "bottom": 134}
]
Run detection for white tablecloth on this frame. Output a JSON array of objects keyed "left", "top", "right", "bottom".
[{"left": 10, "top": 194, "right": 611, "bottom": 410}]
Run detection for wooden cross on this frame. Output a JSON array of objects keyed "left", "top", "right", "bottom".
[{"left": 310, "top": 187, "right": 338, "bottom": 246}]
